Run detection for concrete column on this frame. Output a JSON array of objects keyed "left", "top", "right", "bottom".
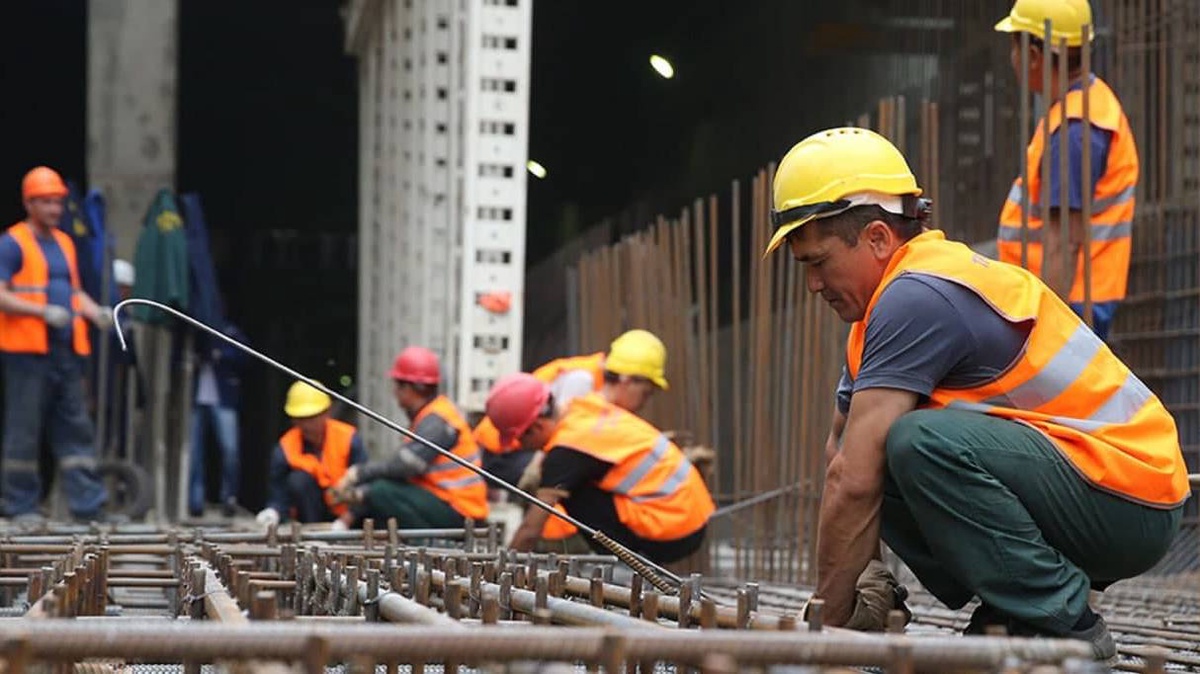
[{"left": 87, "top": 0, "right": 178, "bottom": 261}]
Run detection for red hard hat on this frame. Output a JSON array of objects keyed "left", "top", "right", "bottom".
[
  {"left": 486, "top": 373, "right": 550, "bottom": 446},
  {"left": 22, "top": 166, "right": 68, "bottom": 201},
  {"left": 389, "top": 346, "right": 440, "bottom": 384}
]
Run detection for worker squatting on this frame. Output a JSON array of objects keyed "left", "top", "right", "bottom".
[{"left": 0, "top": 0, "right": 1185, "bottom": 664}]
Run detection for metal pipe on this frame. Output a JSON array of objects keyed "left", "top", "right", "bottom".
[
  {"left": 0, "top": 623, "right": 1097, "bottom": 667},
  {"left": 113, "top": 298, "right": 684, "bottom": 596}
]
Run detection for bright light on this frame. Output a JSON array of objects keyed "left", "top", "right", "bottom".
[
  {"left": 339, "top": 375, "right": 352, "bottom": 387},
  {"left": 649, "top": 54, "right": 674, "bottom": 79},
  {"left": 526, "top": 160, "right": 548, "bottom": 179}
]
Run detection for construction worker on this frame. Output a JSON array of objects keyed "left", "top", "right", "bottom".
[
  {"left": 187, "top": 322, "right": 249, "bottom": 518},
  {"left": 478, "top": 329, "right": 670, "bottom": 544},
  {"left": 332, "top": 347, "right": 488, "bottom": 529},
  {"left": 474, "top": 329, "right": 669, "bottom": 487},
  {"left": 995, "top": 0, "right": 1137, "bottom": 341},
  {"left": 765, "top": 127, "right": 1186, "bottom": 659},
  {"left": 256, "top": 381, "right": 367, "bottom": 526},
  {"left": 0, "top": 167, "right": 112, "bottom": 522},
  {"left": 483, "top": 372, "right": 712, "bottom": 564}
]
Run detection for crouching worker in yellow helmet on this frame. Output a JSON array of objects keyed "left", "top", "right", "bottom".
[
  {"left": 474, "top": 329, "right": 670, "bottom": 544},
  {"left": 330, "top": 347, "right": 488, "bottom": 530},
  {"left": 766, "top": 127, "right": 1185, "bottom": 660},
  {"left": 255, "top": 381, "right": 368, "bottom": 528},
  {"left": 484, "top": 372, "right": 710, "bottom": 564}
]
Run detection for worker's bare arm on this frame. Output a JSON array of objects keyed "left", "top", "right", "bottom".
[
  {"left": 510, "top": 487, "right": 565, "bottom": 551},
  {"left": 0, "top": 280, "right": 48, "bottom": 316},
  {"left": 815, "top": 387, "right": 917, "bottom": 625}
]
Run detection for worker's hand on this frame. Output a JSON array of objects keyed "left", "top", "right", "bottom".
[
  {"left": 255, "top": 507, "right": 280, "bottom": 527},
  {"left": 842, "top": 559, "right": 912, "bottom": 632},
  {"left": 42, "top": 304, "right": 71, "bottom": 329},
  {"left": 330, "top": 514, "right": 351, "bottom": 532},
  {"left": 517, "top": 453, "right": 544, "bottom": 492},
  {"left": 90, "top": 306, "right": 114, "bottom": 331},
  {"left": 335, "top": 466, "right": 359, "bottom": 492}
]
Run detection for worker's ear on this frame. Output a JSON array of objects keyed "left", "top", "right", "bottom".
[{"left": 861, "top": 220, "right": 897, "bottom": 260}]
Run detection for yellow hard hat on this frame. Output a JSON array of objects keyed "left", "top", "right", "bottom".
[
  {"left": 765, "top": 127, "right": 923, "bottom": 256},
  {"left": 284, "top": 380, "right": 332, "bottom": 418},
  {"left": 994, "top": 0, "right": 1094, "bottom": 48},
  {"left": 606, "top": 329, "right": 669, "bottom": 390}
]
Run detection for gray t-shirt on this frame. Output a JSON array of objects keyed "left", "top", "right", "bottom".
[{"left": 836, "top": 274, "right": 1032, "bottom": 414}]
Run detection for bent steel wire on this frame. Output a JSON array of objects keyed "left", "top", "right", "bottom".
[{"left": 114, "top": 298, "right": 686, "bottom": 595}]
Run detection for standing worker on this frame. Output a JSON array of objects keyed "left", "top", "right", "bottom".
[
  {"left": 0, "top": 167, "right": 112, "bottom": 522},
  {"left": 995, "top": 0, "right": 1138, "bottom": 341},
  {"left": 187, "top": 322, "right": 249, "bottom": 518},
  {"left": 483, "top": 372, "right": 712, "bottom": 564},
  {"left": 256, "top": 381, "right": 368, "bottom": 526},
  {"left": 765, "top": 127, "right": 1185, "bottom": 659},
  {"left": 331, "top": 347, "right": 488, "bottom": 529}
]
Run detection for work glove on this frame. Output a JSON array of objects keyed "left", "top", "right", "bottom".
[
  {"left": 255, "top": 507, "right": 280, "bottom": 527},
  {"left": 42, "top": 305, "right": 71, "bottom": 329},
  {"left": 517, "top": 453, "right": 543, "bottom": 492},
  {"left": 802, "top": 560, "right": 912, "bottom": 632},
  {"left": 92, "top": 306, "right": 114, "bottom": 331},
  {"left": 330, "top": 517, "right": 350, "bottom": 532},
  {"left": 843, "top": 559, "right": 912, "bottom": 632}
]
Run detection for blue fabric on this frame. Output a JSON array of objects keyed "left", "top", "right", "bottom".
[
  {"left": 1069, "top": 300, "right": 1118, "bottom": 342},
  {"left": 180, "top": 193, "right": 225, "bottom": 330},
  {"left": 83, "top": 188, "right": 116, "bottom": 304},
  {"left": 188, "top": 403, "right": 240, "bottom": 514},
  {"left": 0, "top": 230, "right": 75, "bottom": 345},
  {"left": 842, "top": 275, "right": 1030, "bottom": 413},
  {"left": 265, "top": 431, "right": 368, "bottom": 514},
  {"left": 2, "top": 345, "right": 107, "bottom": 517},
  {"left": 1046, "top": 77, "right": 1113, "bottom": 211},
  {"left": 63, "top": 181, "right": 104, "bottom": 303}
]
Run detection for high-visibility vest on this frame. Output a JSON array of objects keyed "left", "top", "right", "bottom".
[
  {"left": 0, "top": 222, "right": 91, "bottom": 355},
  {"left": 997, "top": 76, "right": 1138, "bottom": 303},
  {"left": 548, "top": 393, "right": 714, "bottom": 540},
  {"left": 473, "top": 352, "right": 607, "bottom": 455},
  {"left": 847, "top": 231, "right": 1188, "bottom": 507},
  {"left": 279, "top": 419, "right": 358, "bottom": 517},
  {"left": 411, "top": 395, "right": 489, "bottom": 521}
]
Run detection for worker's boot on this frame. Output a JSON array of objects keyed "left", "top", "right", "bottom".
[{"left": 964, "top": 604, "right": 1116, "bottom": 664}]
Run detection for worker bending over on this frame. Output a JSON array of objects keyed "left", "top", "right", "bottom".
[
  {"left": 484, "top": 373, "right": 712, "bottom": 564},
  {"left": 995, "top": 0, "right": 1137, "bottom": 341},
  {"left": 764, "top": 126, "right": 1185, "bottom": 661},
  {"left": 256, "top": 381, "right": 367, "bottom": 526},
  {"left": 474, "top": 328, "right": 670, "bottom": 486},
  {"left": 0, "top": 167, "right": 112, "bottom": 522},
  {"left": 332, "top": 347, "right": 487, "bottom": 529}
]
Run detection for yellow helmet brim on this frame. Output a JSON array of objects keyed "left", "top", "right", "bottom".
[
  {"left": 994, "top": 16, "right": 1016, "bottom": 33},
  {"left": 763, "top": 213, "right": 817, "bottom": 258}
]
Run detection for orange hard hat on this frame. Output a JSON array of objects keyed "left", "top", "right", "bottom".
[
  {"left": 485, "top": 373, "right": 550, "bottom": 446},
  {"left": 21, "top": 167, "right": 69, "bottom": 201},
  {"left": 390, "top": 346, "right": 441, "bottom": 384}
]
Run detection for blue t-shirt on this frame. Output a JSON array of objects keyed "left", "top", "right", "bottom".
[
  {"left": 1046, "top": 76, "right": 1113, "bottom": 212},
  {"left": 0, "top": 229, "right": 74, "bottom": 344},
  {"left": 837, "top": 275, "right": 1032, "bottom": 414}
]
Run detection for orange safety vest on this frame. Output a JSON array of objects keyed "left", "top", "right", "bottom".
[
  {"left": 411, "top": 395, "right": 489, "bottom": 521},
  {"left": 0, "top": 222, "right": 91, "bottom": 355},
  {"left": 997, "top": 76, "right": 1138, "bottom": 303},
  {"left": 279, "top": 419, "right": 358, "bottom": 517},
  {"left": 547, "top": 393, "right": 714, "bottom": 540},
  {"left": 473, "top": 352, "right": 607, "bottom": 455},
  {"left": 847, "top": 231, "right": 1188, "bottom": 507}
]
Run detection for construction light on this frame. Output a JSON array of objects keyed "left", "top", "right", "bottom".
[
  {"left": 340, "top": 375, "right": 352, "bottom": 387},
  {"left": 649, "top": 54, "right": 674, "bottom": 79},
  {"left": 526, "top": 160, "right": 548, "bottom": 179}
]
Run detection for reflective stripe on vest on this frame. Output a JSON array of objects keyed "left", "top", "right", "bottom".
[
  {"left": 279, "top": 419, "right": 358, "bottom": 517},
  {"left": 548, "top": 393, "right": 714, "bottom": 541},
  {"left": 847, "top": 231, "right": 1188, "bottom": 507},
  {"left": 411, "top": 395, "right": 489, "bottom": 521},
  {"left": 996, "top": 76, "right": 1139, "bottom": 303},
  {"left": 0, "top": 222, "right": 91, "bottom": 356}
]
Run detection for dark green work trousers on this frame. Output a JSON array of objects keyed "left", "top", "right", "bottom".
[
  {"left": 360, "top": 479, "right": 464, "bottom": 530},
  {"left": 883, "top": 409, "right": 1183, "bottom": 635}
]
